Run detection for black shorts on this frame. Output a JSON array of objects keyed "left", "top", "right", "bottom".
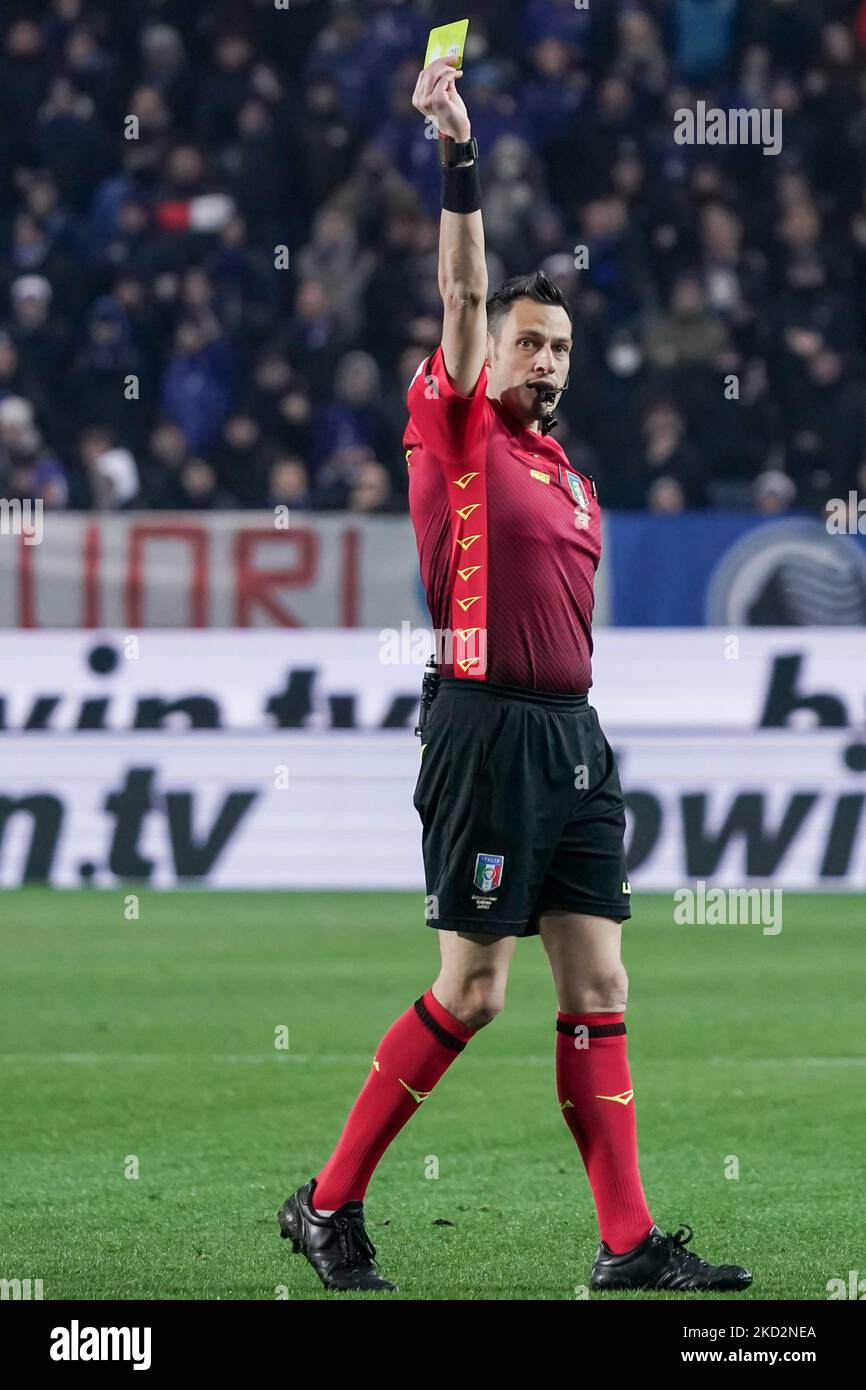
[{"left": 413, "top": 678, "right": 632, "bottom": 938}]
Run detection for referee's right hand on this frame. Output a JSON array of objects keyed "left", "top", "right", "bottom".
[{"left": 412, "top": 56, "right": 471, "bottom": 143}]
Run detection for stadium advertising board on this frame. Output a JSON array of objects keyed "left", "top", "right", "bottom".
[
  {"left": 0, "top": 631, "right": 864, "bottom": 891},
  {"left": 3, "top": 512, "right": 866, "bottom": 630}
]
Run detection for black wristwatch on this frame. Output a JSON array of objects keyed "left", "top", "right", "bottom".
[{"left": 439, "top": 135, "right": 478, "bottom": 168}]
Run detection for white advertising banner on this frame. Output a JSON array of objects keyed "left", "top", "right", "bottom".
[
  {"left": 0, "top": 629, "right": 863, "bottom": 732},
  {"left": 0, "top": 629, "right": 864, "bottom": 889},
  {"left": 0, "top": 730, "right": 863, "bottom": 891}
]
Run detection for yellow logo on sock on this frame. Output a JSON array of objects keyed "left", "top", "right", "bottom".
[
  {"left": 398, "top": 1078, "right": 432, "bottom": 1104},
  {"left": 595, "top": 1089, "right": 634, "bottom": 1105}
]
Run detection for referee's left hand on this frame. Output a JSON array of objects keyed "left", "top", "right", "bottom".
[{"left": 412, "top": 56, "right": 471, "bottom": 143}]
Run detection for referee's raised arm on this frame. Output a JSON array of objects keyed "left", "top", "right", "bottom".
[{"left": 412, "top": 56, "right": 488, "bottom": 395}]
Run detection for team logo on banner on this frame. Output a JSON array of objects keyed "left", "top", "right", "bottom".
[
  {"left": 473, "top": 853, "right": 504, "bottom": 892},
  {"left": 566, "top": 471, "right": 590, "bottom": 509}
]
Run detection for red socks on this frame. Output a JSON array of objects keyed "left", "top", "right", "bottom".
[
  {"left": 311, "top": 996, "right": 653, "bottom": 1254},
  {"left": 555, "top": 1010, "right": 653, "bottom": 1254},
  {"left": 311, "top": 987, "right": 476, "bottom": 1211}
]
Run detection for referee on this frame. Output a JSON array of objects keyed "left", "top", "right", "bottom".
[{"left": 278, "top": 56, "right": 751, "bottom": 1296}]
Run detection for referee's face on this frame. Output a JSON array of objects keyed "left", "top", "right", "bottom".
[{"left": 486, "top": 299, "right": 572, "bottom": 429}]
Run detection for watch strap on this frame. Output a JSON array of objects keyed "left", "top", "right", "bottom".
[{"left": 439, "top": 135, "right": 478, "bottom": 168}]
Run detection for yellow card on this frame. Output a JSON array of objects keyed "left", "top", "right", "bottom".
[{"left": 424, "top": 19, "right": 469, "bottom": 69}]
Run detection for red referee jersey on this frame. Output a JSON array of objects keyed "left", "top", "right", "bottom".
[{"left": 403, "top": 344, "right": 601, "bottom": 694}]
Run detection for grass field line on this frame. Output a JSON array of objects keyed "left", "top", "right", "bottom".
[{"left": 1, "top": 1052, "right": 864, "bottom": 1067}]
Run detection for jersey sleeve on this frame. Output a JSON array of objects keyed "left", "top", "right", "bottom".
[{"left": 405, "top": 344, "right": 491, "bottom": 464}]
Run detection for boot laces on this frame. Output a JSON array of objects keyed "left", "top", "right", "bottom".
[
  {"left": 337, "top": 1211, "right": 377, "bottom": 1267},
  {"left": 665, "top": 1224, "right": 708, "bottom": 1269}
]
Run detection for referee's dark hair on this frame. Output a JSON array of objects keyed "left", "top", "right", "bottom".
[{"left": 486, "top": 270, "right": 573, "bottom": 339}]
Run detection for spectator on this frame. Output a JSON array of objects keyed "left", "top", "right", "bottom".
[
  {"left": 0, "top": 396, "right": 68, "bottom": 507},
  {"left": 0, "top": 19, "right": 50, "bottom": 132},
  {"left": 786, "top": 346, "right": 866, "bottom": 500},
  {"left": 213, "top": 413, "right": 268, "bottom": 507},
  {"left": 67, "top": 296, "right": 145, "bottom": 441},
  {"left": 34, "top": 77, "right": 114, "bottom": 212},
  {"left": 139, "top": 420, "right": 190, "bottom": 507},
  {"left": 295, "top": 76, "right": 358, "bottom": 209},
  {"left": 647, "top": 475, "right": 687, "bottom": 514},
  {"left": 0, "top": 329, "right": 45, "bottom": 416},
  {"left": 313, "top": 351, "right": 393, "bottom": 475},
  {"left": 284, "top": 278, "right": 351, "bottom": 401},
  {"left": 161, "top": 313, "right": 233, "bottom": 451},
  {"left": 620, "top": 399, "right": 708, "bottom": 509},
  {"left": 314, "top": 443, "right": 377, "bottom": 509},
  {"left": 268, "top": 455, "right": 312, "bottom": 511},
  {"left": 78, "top": 425, "right": 140, "bottom": 509},
  {"left": 220, "top": 97, "right": 291, "bottom": 240},
  {"left": 482, "top": 136, "right": 549, "bottom": 268},
  {"left": 523, "top": 39, "right": 587, "bottom": 151},
  {"left": 198, "top": 31, "right": 259, "bottom": 148},
  {"left": 753, "top": 469, "right": 797, "bottom": 515},
  {"left": 175, "top": 457, "right": 238, "bottom": 509},
  {"left": 671, "top": 0, "right": 738, "bottom": 85},
  {"left": 295, "top": 207, "right": 375, "bottom": 340},
  {"left": 614, "top": 8, "right": 669, "bottom": 95},
  {"left": 139, "top": 24, "right": 192, "bottom": 126},
  {"left": 348, "top": 458, "right": 393, "bottom": 513},
  {"left": 643, "top": 272, "right": 731, "bottom": 373},
  {"left": 6, "top": 276, "right": 69, "bottom": 400}
]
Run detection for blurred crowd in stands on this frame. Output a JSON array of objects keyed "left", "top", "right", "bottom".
[{"left": 2, "top": 0, "right": 866, "bottom": 514}]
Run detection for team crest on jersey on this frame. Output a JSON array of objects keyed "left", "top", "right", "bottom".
[
  {"left": 473, "top": 853, "right": 504, "bottom": 893},
  {"left": 566, "top": 471, "right": 590, "bottom": 509}
]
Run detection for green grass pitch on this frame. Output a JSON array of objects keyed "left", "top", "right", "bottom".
[{"left": 2, "top": 889, "right": 863, "bottom": 1301}]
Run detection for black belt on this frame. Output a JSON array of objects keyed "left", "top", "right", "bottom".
[
  {"left": 416, "top": 666, "right": 589, "bottom": 729},
  {"left": 439, "top": 678, "right": 589, "bottom": 710}
]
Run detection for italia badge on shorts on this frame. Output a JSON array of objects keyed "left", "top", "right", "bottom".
[
  {"left": 566, "top": 471, "right": 590, "bottom": 510},
  {"left": 473, "top": 853, "right": 504, "bottom": 893}
]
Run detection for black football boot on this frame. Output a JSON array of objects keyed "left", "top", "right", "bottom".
[
  {"left": 590, "top": 1223, "right": 752, "bottom": 1292},
  {"left": 277, "top": 1179, "right": 397, "bottom": 1292}
]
